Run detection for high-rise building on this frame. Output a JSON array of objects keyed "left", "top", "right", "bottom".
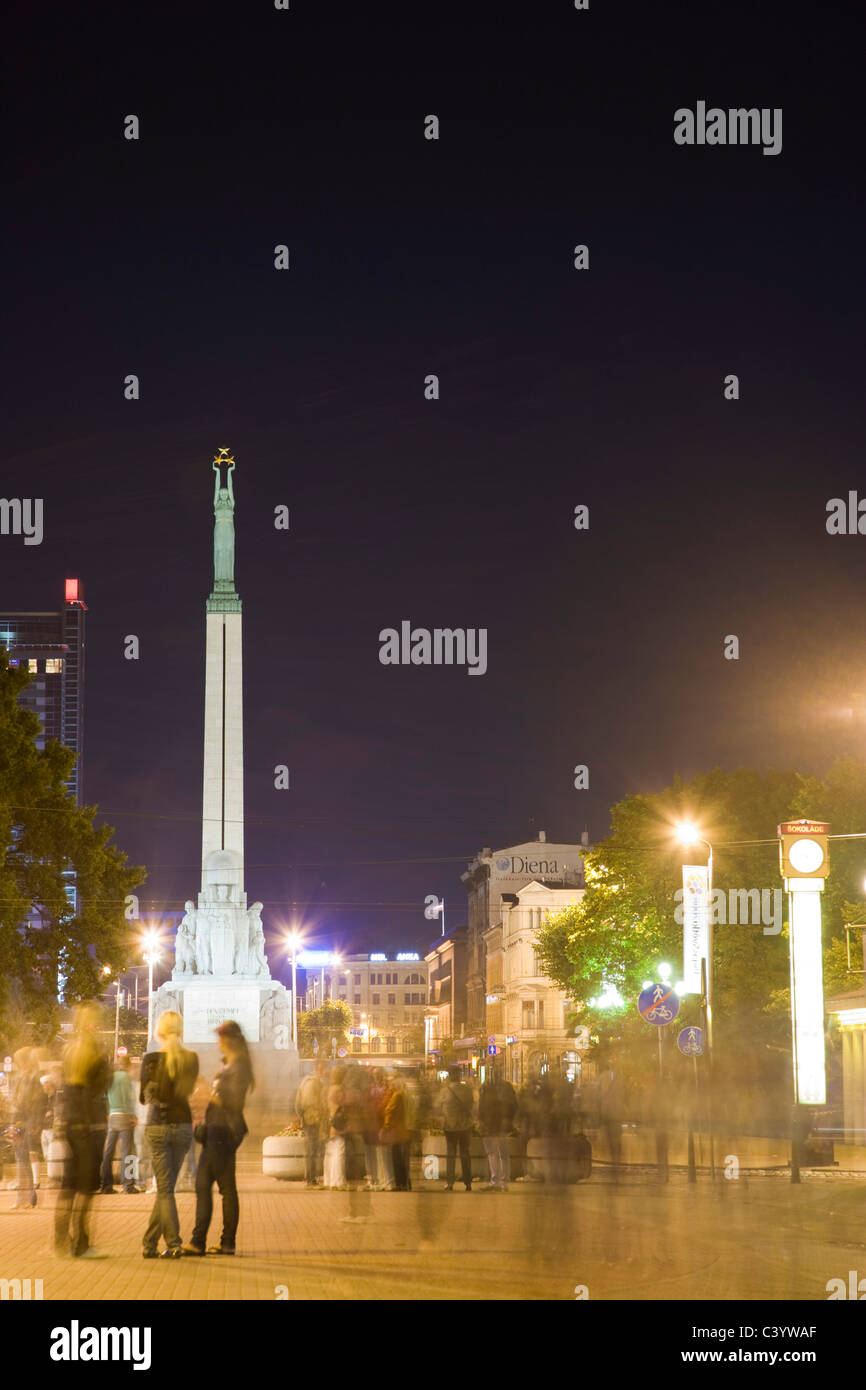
[{"left": 0, "top": 578, "right": 87, "bottom": 803}]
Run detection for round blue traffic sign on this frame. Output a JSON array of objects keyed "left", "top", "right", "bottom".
[
  {"left": 637, "top": 983, "right": 680, "bottom": 1026},
  {"left": 677, "top": 1026, "right": 703, "bottom": 1056}
]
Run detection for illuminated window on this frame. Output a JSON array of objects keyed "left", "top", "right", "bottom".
[
  {"left": 45, "top": 658, "right": 63, "bottom": 674},
  {"left": 28, "top": 659, "right": 38, "bottom": 672}
]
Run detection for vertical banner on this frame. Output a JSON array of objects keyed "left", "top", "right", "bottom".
[
  {"left": 682, "top": 865, "right": 709, "bottom": 994},
  {"left": 789, "top": 888, "right": 827, "bottom": 1105}
]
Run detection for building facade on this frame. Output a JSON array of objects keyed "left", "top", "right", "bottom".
[
  {"left": 424, "top": 925, "right": 468, "bottom": 1061},
  {"left": 0, "top": 578, "right": 87, "bottom": 803},
  {"left": 484, "top": 878, "right": 585, "bottom": 1084},
  {"left": 461, "top": 832, "right": 587, "bottom": 1043},
  {"left": 303, "top": 952, "right": 430, "bottom": 1061}
]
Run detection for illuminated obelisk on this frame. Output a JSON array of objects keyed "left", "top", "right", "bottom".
[
  {"left": 151, "top": 450, "right": 297, "bottom": 1122},
  {"left": 201, "top": 448, "right": 245, "bottom": 887}
]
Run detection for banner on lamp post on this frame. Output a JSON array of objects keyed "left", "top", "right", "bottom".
[{"left": 682, "top": 864, "right": 709, "bottom": 995}]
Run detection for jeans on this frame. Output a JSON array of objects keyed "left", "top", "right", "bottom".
[
  {"left": 13, "top": 1129, "right": 35, "bottom": 1203},
  {"left": 101, "top": 1115, "right": 136, "bottom": 1190},
  {"left": 303, "top": 1125, "right": 321, "bottom": 1183},
  {"left": 192, "top": 1137, "right": 239, "bottom": 1251},
  {"left": 444, "top": 1130, "right": 472, "bottom": 1188},
  {"left": 483, "top": 1134, "right": 510, "bottom": 1187},
  {"left": 55, "top": 1126, "right": 104, "bottom": 1256},
  {"left": 392, "top": 1142, "right": 411, "bottom": 1191},
  {"left": 144, "top": 1123, "right": 191, "bottom": 1251}
]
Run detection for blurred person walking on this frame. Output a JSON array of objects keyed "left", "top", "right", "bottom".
[
  {"left": 367, "top": 1067, "right": 394, "bottom": 1190},
  {"left": 54, "top": 1004, "right": 111, "bottom": 1257},
  {"left": 381, "top": 1073, "right": 411, "bottom": 1190},
  {"left": 438, "top": 1067, "right": 475, "bottom": 1192},
  {"left": 296, "top": 1061, "right": 326, "bottom": 1187},
  {"left": 478, "top": 1070, "right": 517, "bottom": 1192},
  {"left": 140, "top": 1010, "right": 199, "bottom": 1258},
  {"left": 338, "top": 1063, "right": 372, "bottom": 1223},
  {"left": 323, "top": 1063, "right": 347, "bottom": 1188},
  {"left": 9, "top": 1048, "right": 47, "bottom": 1209},
  {"left": 99, "top": 1055, "right": 141, "bottom": 1194},
  {"left": 184, "top": 1021, "right": 252, "bottom": 1256}
]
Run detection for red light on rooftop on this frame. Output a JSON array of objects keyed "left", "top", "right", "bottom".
[{"left": 65, "top": 579, "right": 79, "bottom": 603}]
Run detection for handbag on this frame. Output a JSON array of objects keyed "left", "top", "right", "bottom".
[{"left": 331, "top": 1105, "right": 348, "bottom": 1133}]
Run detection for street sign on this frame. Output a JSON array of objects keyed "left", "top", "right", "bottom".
[
  {"left": 638, "top": 983, "right": 680, "bottom": 1026},
  {"left": 349, "top": 1028, "right": 363, "bottom": 1036},
  {"left": 487, "top": 1045, "right": 498, "bottom": 1056},
  {"left": 337, "top": 1047, "right": 347, "bottom": 1058},
  {"left": 677, "top": 1026, "right": 704, "bottom": 1056},
  {"left": 488, "top": 1035, "right": 495, "bottom": 1044}
]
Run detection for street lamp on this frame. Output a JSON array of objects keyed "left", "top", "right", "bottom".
[
  {"left": 675, "top": 821, "right": 714, "bottom": 1179},
  {"left": 142, "top": 929, "right": 160, "bottom": 1047},
  {"left": 285, "top": 932, "right": 301, "bottom": 1046},
  {"left": 675, "top": 822, "right": 714, "bottom": 1051}
]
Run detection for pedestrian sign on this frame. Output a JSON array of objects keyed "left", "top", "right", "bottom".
[
  {"left": 677, "top": 1026, "right": 703, "bottom": 1056},
  {"left": 638, "top": 983, "right": 680, "bottom": 1026},
  {"left": 487, "top": 1045, "right": 498, "bottom": 1055}
]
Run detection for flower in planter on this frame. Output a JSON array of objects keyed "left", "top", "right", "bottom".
[{"left": 276, "top": 1120, "right": 303, "bottom": 1137}]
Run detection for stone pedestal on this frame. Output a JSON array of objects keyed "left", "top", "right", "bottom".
[{"left": 151, "top": 977, "right": 299, "bottom": 1139}]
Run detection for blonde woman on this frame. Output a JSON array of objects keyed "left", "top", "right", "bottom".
[
  {"left": 140, "top": 1010, "right": 198, "bottom": 1258},
  {"left": 54, "top": 1004, "right": 111, "bottom": 1257}
]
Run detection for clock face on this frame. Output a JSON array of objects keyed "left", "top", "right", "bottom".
[{"left": 788, "top": 837, "right": 825, "bottom": 874}]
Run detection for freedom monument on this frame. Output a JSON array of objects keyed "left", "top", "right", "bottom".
[{"left": 151, "top": 450, "right": 297, "bottom": 1118}]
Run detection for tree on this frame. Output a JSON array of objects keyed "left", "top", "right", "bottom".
[
  {"left": 298, "top": 1000, "right": 353, "bottom": 1058},
  {"left": 536, "top": 763, "right": 866, "bottom": 1117},
  {"left": 0, "top": 647, "right": 145, "bottom": 1031}
]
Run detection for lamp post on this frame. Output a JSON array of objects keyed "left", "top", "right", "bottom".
[
  {"left": 676, "top": 823, "right": 715, "bottom": 1179},
  {"left": 286, "top": 933, "right": 300, "bottom": 1046},
  {"left": 114, "top": 980, "right": 122, "bottom": 1060},
  {"left": 142, "top": 930, "right": 160, "bottom": 1047}
]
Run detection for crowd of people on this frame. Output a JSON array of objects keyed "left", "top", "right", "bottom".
[
  {"left": 0, "top": 1004, "right": 254, "bottom": 1259},
  {"left": 295, "top": 1063, "right": 583, "bottom": 1193}
]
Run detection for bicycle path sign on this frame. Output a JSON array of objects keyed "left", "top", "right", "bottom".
[
  {"left": 677, "top": 1026, "right": 703, "bottom": 1056},
  {"left": 637, "top": 983, "right": 680, "bottom": 1026}
]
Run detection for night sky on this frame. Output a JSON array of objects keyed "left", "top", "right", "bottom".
[{"left": 4, "top": 0, "right": 865, "bottom": 988}]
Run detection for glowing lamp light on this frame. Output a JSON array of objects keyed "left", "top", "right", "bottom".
[
  {"left": 589, "top": 981, "right": 625, "bottom": 1010},
  {"left": 642, "top": 980, "right": 653, "bottom": 991},
  {"left": 676, "top": 821, "right": 700, "bottom": 845},
  {"left": 674, "top": 980, "right": 687, "bottom": 997},
  {"left": 658, "top": 962, "right": 672, "bottom": 981}
]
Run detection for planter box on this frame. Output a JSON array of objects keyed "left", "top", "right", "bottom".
[
  {"left": 422, "top": 1134, "right": 522, "bottom": 1182},
  {"left": 526, "top": 1136, "right": 592, "bottom": 1184},
  {"left": 262, "top": 1134, "right": 306, "bottom": 1180}
]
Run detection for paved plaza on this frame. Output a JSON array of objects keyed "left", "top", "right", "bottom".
[{"left": 2, "top": 1166, "right": 866, "bottom": 1301}]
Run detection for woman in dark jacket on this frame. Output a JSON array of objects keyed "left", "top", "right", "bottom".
[
  {"left": 140, "top": 1009, "right": 199, "bottom": 1258},
  {"left": 54, "top": 1004, "right": 111, "bottom": 1257},
  {"left": 183, "top": 1020, "right": 253, "bottom": 1256}
]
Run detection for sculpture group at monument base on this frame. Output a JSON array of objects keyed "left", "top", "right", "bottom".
[{"left": 150, "top": 977, "right": 299, "bottom": 1134}]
